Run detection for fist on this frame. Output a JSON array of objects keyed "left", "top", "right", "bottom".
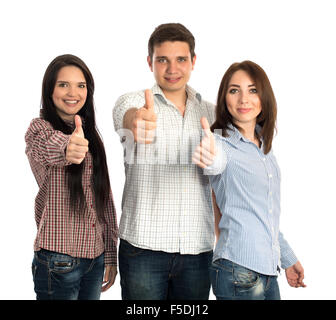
[
  {"left": 66, "top": 115, "right": 89, "bottom": 164},
  {"left": 132, "top": 89, "right": 157, "bottom": 144},
  {"left": 192, "top": 117, "right": 217, "bottom": 168}
]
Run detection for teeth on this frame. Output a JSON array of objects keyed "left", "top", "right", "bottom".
[{"left": 65, "top": 100, "right": 78, "bottom": 104}]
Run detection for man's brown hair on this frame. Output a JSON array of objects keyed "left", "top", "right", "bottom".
[{"left": 148, "top": 23, "right": 195, "bottom": 59}]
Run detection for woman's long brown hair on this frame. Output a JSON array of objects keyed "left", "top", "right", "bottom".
[{"left": 211, "top": 60, "right": 277, "bottom": 154}]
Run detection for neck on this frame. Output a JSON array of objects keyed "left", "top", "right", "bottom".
[
  {"left": 235, "top": 121, "right": 259, "bottom": 146},
  {"left": 161, "top": 87, "right": 187, "bottom": 115}
]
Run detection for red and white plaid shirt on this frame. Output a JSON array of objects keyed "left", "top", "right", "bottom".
[{"left": 25, "top": 118, "right": 118, "bottom": 265}]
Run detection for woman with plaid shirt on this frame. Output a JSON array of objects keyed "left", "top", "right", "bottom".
[{"left": 25, "top": 54, "right": 118, "bottom": 300}]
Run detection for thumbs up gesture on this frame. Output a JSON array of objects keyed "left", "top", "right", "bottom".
[
  {"left": 192, "top": 117, "right": 217, "bottom": 168},
  {"left": 65, "top": 115, "right": 89, "bottom": 164},
  {"left": 132, "top": 89, "right": 157, "bottom": 144}
]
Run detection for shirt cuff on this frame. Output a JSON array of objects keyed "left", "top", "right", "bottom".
[
  {"left": 104, "top": 249, "right": 118, "bottom": 266},
  {"left": 280, "top": 248, "right": 298, "bottom": 269}
]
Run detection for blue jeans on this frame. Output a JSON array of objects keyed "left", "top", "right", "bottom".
[
  {"left": 32, "top": 249, "right": 104, "bottom": 300},
  {"left": 210, "top": 259, "right": 281, "bottom": 300},
  {"left": 119, "top": 239, "right": 212, "bottom": 300}
]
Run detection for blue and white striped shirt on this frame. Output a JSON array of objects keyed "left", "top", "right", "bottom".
[{"left": 204, "top": 125, "right": 298, "bottom": 275}]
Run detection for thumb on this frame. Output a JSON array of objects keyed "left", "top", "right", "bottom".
[
  {"left": 144, "top": 89, "right": 154, "bottom": 111},
  {"left": 201, "top": 117, "right": 211, "bottom": 137},
  {"left": 74, "top": 115, "right": 84, "bottom": 137}
]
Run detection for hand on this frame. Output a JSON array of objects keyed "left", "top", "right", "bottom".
[
  {"left": 101, "top": 265, "right": 118, "bottom": 292},
  {"left": 65, "top": 115, "right": 89, "bottom": 164},
  {"left": 192, "top": 117, "right": 217, "bottom": 168},
  {"left": 132, "top": 89, "right": 157, "bottom": 144},
  {"left": 285, "top": 261, "right": 306, "bottom": 288}
]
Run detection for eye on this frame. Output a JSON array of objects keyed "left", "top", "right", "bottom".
[
  {"left": 78, "top": 84, "right": 86, "bottom": 89},
  {"left": 228, "top": 88, "right": 239, "bottom": 94},
  {"left": 57, "top": 82, "right": 68, "bottom": 88},
  {"left": 250, "top": 88, "right": 258, "bottom": 93},
  {"left": 177, "top": 57, "right": 187, "bottom": 62},
  {"left": 158, "top": 58, "right": 167, "bottom": 63}
]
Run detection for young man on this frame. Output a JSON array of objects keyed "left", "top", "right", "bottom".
[{"left": 113, "top": 23, "right": 215, "bottom": 300}]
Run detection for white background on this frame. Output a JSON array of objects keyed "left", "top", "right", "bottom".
[{"left": 0, "top": 0, "right": 335, "bottom": 300}]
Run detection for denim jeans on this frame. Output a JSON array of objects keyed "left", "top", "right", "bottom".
[
  {"left": 119, "top": 239, "right": 212, "bottom": 300},
  {"left": 210, "top": 258, "right": 281, "bottom": 300},
  {"left": 31, "top": 249, "right": 104, "bottom": 300}
]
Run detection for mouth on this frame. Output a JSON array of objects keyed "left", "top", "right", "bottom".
[
  {"left": 164, "top": 77, "right": 182, "bottom": 84},
  {"left": 63, "top": 100, "right": 80, "bottom": 107},
  {"left": 237, "top": 108, "right": 252, "bottom": 114}
]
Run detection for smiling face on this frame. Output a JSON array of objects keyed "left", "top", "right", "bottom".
[
  {"left": 147, "top": 41, "right": 196, "bottom": 96},
  {"left": 226, "top": 70, "right": 262, "bottom": 128},
  {"left": 52, "top": 65, "right": 87, "bottom": 121}
]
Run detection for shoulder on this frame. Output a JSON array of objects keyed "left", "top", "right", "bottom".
[
  {"left": 27, "top": 118, "right": 53, "bottom": 132},
  {"left": 114, "top": 90, "right": 146, "bottom": 108}
]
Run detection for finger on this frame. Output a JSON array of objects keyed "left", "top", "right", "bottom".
[
  {"left": 200, "top": 117, "right": 211, "bottom": 137},
  {"left": 70, "top": 136, "right": 89, "bottom": 147},
  {"left": 192, "top": 156, "right": 208, "bottom": 168},
  {"left": 200, "top": 137, "right": 216, "bottom": 156},
  {"left": 134, "top": 118, "right": 157, "bottom": 130},
  {"left": 144, "top": 89, "right": 154, "bottom": 111},
  {"left": 197, "top": 146, "right": 216, "bottom": 163},
  {"left": 74, "top": 115, "right": 84, "bottom": 137}
]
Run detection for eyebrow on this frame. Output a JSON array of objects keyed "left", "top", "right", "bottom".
[
  {"left": 56, "top": 80, "right": 87, "bottom": 84},
  {"left": 229, "top": 84, "right": 256, "bottom": 87},
  {"left": 155, "top": 56, "right": 189, "bottom": 60}
]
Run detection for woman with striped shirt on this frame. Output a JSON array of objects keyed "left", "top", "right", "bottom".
[
  {"left": 25, "top": 54, "right": 118, "bottom": 300},
  {"left": 193, "top": 60, "right": 305, "bottom": 300}
]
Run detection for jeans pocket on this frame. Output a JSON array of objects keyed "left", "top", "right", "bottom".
[
  {"left": 49, "top": 252, "right": 78, "bottom": 274},
  {"left": 233, "top": 264, "right": 260, "bottom": 288}
]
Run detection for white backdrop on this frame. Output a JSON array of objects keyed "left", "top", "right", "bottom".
[{"left": 1, "top": 0, "right": 335, "bottom": 300}]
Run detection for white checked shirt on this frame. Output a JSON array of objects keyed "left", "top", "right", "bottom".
[{"left": 113, "top": 84, "right": 215, "bottom": 254}]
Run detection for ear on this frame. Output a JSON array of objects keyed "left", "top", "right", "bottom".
[
  {"left": 147, "top": 56, "right": 153, "bottom": 72},
  {"left": 191, "top": 54, "right": 197, "bottom": 70}
]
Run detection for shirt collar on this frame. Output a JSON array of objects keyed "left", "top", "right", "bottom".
[
  {"left": 225, "top": 123, "right": 264, "bottom": 148},
  {"left": 151, "top": 83, "right": 202, "bottom": 105}
]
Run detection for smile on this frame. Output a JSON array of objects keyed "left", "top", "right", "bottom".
[
  {"left": 237, "top": 108, "right": 252, "bottom": 114},
  {"left": 64, "top": 100, "right": 80, "bottom": 106},
  {"left": 164, "top": 77, "right": 181, "bottom": 83}
]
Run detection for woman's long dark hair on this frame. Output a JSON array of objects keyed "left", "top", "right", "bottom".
[
  {"left": 211, "top": 60, "right": 277, "bottom": 154},
  {"left": 41, "top": 54, "right": 110, "bottom": 223}
]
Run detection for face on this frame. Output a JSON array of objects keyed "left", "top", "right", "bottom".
[
  {"left": 226, "top": 70, "right": 262, "bottom": 127},
  {"left": 147, "top": 41, "right": 196, "bottom": 95},
  {"left": 52, "top": 65, "right": 87, "bottom": 121}
]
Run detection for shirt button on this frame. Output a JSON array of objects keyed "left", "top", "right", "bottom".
[
  {"left": 92, "top": 224, "right": 95, "bottom": 228},
  {"left": 269, "top": 174, "right": 273, "bottom": 178},
  {"left": 269, "top": 209, "right": 273, "bottom": 213},
  {"left": 262, "top": 158, "right": 266, "bottom": 161}
]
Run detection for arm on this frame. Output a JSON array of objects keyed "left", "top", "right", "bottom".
[
  {"left": 101, "top": 189, "right": 119, "bottom": 292},
  {"left": 113, "top": 89, "right": 157, "bottom": 144},
  {"left": 25, "top": 117, "right": 88, "bottom": 167},
  {"left": 25, "top": 118, "right": 72, "bottom": 167},
  {"left": 192, "top": 117, "right": 227, "bottom": 175},
  {"left": 212, "top": 190, "right": 222, "bottom": 243},
  {"left": 278, "top": 231, "right": 306, "bottom": 288}
]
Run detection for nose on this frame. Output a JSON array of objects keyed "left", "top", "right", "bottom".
[
  {"left": 166, "top": 61, "right": 178, "bottom": 74},
  {"left": 66, "top": 85, "right": 77, "bottom": 97},
  {"left": 239, "top": 91, "right": 249, "bottom": 105}
]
